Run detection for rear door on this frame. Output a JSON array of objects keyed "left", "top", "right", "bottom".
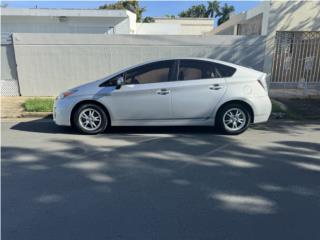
[{"left": 171, "top": 60, "right": 231, "bottom": 119}]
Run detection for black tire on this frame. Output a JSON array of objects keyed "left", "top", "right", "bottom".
[
  {"left": 216, "top": 103, "right": 251, "bottom": 135},
  {"left": 73, "top": 103, "right": 108, "bottom": 134}
]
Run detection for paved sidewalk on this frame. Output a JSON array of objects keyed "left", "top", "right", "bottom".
[
  {"left": 1, "top": 96, "right": 54, "bottom": 118},
  {"left": 270, "top": 89, "right": 320, "bottom": 99},
  {"left": 1, "top": 96, "right": 27, "bottom": 118}
]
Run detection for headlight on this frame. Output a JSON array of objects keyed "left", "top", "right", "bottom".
[{"left": 57, "top": 89, "right": 78, "bottom": 100}]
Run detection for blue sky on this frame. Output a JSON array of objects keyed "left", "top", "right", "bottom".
[{"left": 3, "top": 1, "right": 261, "bottom": 17}]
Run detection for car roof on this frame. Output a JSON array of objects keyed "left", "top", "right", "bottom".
[
  {"left": 140, "top": 57, "right": 236, "bottom": 68},
  {"left": 116, "top": 57, "right": 241, "bottom": 75}
]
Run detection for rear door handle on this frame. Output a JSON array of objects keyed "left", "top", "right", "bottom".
[
  {"left": 156, "top": 89, "right": 170, "bottom": 95},
  {"left": 209, "top": 84, "right": 222, "bottom": 90}
]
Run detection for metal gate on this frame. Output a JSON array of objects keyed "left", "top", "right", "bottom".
[
  {"left": 1, "top": 33, "right": 20, "bottom": 96},
  {"left": 271, "top": 31, "right": 320, "bottom": 88}
]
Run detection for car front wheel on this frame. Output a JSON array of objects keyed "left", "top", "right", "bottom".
[
  {"left": 216, "top": 103, "right": 251, "bottom": 135},
  {"left": 73, "top": 103, "right": 108, "bottom": 134}
]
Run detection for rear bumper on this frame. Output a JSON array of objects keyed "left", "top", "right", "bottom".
[{"left": 251, "top": 96, "right": 272, "bottom": 124}]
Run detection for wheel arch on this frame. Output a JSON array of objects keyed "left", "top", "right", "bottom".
[
  {"left": 215, "top": 99, "right": 254, "bottom": 123},
  {"left": 70, "top": 100, "right": 111, "bottom": 127}
]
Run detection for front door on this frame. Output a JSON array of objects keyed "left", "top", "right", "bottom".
[
  {"left": 102, "top": 60, "right": 176, "bottom": 121},
  {"left": 171, "top": 60, "right": 227, "bottom": 119}
]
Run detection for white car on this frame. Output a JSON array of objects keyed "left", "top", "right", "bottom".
[{"left": 54, "top": 58, "right": 271, "bottom": 135}]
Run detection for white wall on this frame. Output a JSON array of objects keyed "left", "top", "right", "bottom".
[
  {"left": 136, "top": 18, "right": 213, "bottom": 35},
  {"left": 1, "top": 15, "right": 130, "bottom": 34},
  {"left": 1, "top": 9, "right": 135, "bottom": 34},
  {"left": 12, "top": 33, "right": 266, "bottom": 96},
  {"left": 136, "top": 23, "right": 181, "bottom": 35}
]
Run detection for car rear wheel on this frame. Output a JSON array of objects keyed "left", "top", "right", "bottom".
[
  {"left": 216, "top": 103, "right": 251, "bottom": 135},
  {"left": 73, "top": 103, "right": 108, "bottom": 134}
]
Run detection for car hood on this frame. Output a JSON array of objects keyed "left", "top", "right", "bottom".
[{"left": 68, "top": 78, "right": 106, "bottom": 95}]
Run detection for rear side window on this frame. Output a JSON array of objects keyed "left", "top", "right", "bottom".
[
  {"left": 125, "top": 61, "right": 174, "bottom": 85},
  {"left": 178, "top": 60, "right": 214, "bottom": 80},
  {"left": 178, "top": 60, "right": 236, "bottom": 81}
]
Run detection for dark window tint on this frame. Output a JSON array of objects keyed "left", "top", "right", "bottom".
[
  {"left": 101, "top": 74, "right": 123, "bottom": 87},
  {"left": 178, "top": 60, "right": 236, "bottom": 81},
  {"left": 125, "top": 61, "right": 174, "bottom": 85},
  {"left": 214, "top": 63, "right": 236, "bottom": 77},
  {"left": 178, "top": 60, "right": 214, "bottom": 80}
]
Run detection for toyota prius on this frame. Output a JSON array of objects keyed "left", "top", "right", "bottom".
[{"left": 54, "top": 58, "right": 271, "bottom": 134}]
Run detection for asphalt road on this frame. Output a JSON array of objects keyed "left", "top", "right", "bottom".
[{"left": 2, "top": 119, "right": 320, "bottom": 240}]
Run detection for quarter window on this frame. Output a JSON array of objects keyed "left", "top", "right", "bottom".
[{"left": 214, "top": 63, "right": 236, "bottom": 77}]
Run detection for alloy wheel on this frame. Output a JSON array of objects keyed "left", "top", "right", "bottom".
[
  {"left": 78, "top": 108, "right": 102, "bottom": 131},
  {"left": 222, "top": 108, "right": 247, "bottom": 132}
]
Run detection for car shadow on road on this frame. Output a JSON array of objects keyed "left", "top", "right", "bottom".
[
  {"left": 10, "top": 118, "right": 223, "bottom": 135},
  {"left": 9, "top": 117, "right": 320, "bottom": 135},
  {"left": 10, "top": 118, "right": 75, "bottom": 134}
]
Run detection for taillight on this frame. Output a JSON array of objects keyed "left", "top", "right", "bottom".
[
  {"left": 258, "top": 79, "right": 266, "bottom": 89},
  {"left": 257, "top": 74, "right": 268, "bottom": 91}
]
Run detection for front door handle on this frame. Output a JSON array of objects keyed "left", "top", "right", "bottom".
[
  {"left": 209, "top": 84, "right": 222, "bottom": 90},
  {"left": 156, "top": 89, "right": 170, "bottom": 95}
]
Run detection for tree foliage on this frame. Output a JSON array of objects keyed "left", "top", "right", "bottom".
[
  {"left": 143, "top": 16, "right": 155, "bottom": 23},
  {"left": 98, "top": 1, "right": 235, "bottom": 26},
  {"left": 216, "top": 3, "right": 235, "bottom": 25},
  {"left": 0, "top": 3, "right": 8, "bottom": 8},
  {"left": 206, "top": 1, "right": 220, "bottom": 18},
  {"left": 177, "top": 1, "right": 235, "bottom": 27},
  {"left": 99, "top": 0, "right": 145, "bottom": 22},
  {"left": 178, "top": 4, "right": 207, "bottom": 18},
  {"left": 165, "top": 14, "right": 176, "bottom": 19}
]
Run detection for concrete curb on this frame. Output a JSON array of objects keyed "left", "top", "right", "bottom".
[
  {"left": 21, "top": 112, "right": 52, "bottom": 118},
  {"left": 1, "top": 117, "right": 53, "bottom": 123},
  {"left": 1, "top": 112, "right": 52, "bottom": 119}
]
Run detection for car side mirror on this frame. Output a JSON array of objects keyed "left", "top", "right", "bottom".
[{"left": 116, "top": 76, "right": 124, "bottom": 89}]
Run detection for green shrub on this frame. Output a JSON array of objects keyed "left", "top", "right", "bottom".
[
  {"left": 23, "top": 98, "right": 54, "bottom": 112},
  {"left": 271, "top": 100, "right": 286, "bottom": 113}
]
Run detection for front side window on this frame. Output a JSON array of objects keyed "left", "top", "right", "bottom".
[
  {"left": 125, "top": 61, "right": 174, "bottom": 85},
  {"left": 101, "top": 73, "right": 123, "bottom": 87}
]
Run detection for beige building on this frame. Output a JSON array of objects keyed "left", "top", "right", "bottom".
[
  {"left": 207, "top": 1, "right": 320, "bottom": 89},
  {"left": 207, "top": 1, "right": 269, "bottom": 36},
  {"left": 263, "top": 1, "right": 320, "bottom": 88},
  {"left": 136, "top": 17, "right": 214, "bottom": 35}
]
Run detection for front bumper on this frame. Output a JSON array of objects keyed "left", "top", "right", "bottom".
[{"left": 53, "top": 97, "right": 75, "bottom": 126}]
